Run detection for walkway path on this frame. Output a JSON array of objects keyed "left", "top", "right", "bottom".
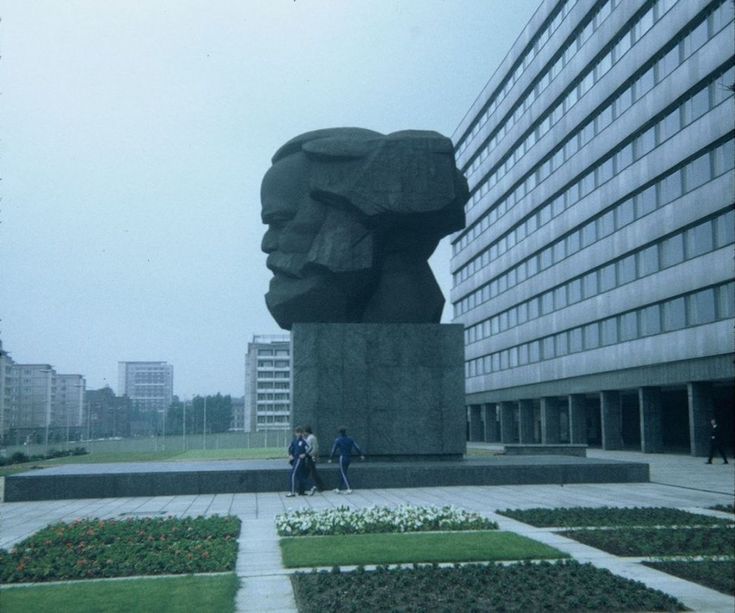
[{"left": 1, "top": 449, "right": 732, "bottom": 612}]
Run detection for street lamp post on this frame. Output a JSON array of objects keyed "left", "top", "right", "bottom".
[{"left": 203, "top": 396, "right": 207, "bottom": 450}]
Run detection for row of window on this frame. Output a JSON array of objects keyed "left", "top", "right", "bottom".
[
  {"left": 456, "top": 0, "right": 730, "bottom": 255},
  {"left": 256, "top": 381, "right": 290, "bottom": 390},
  {"left": 457, "top": 73, "right": 733, "bottom": 287},
  {"left": 466, "top": 281, "right": 735, "bottom": 378},
  {"left": 454, "top": 135, "right": 734, "bottom": 317},
  {"left": 457, "top": 0, "right": 577, "bottom": 156},
  {"left": 460, "top": 0, "right": 622, "bottom": 167},
  {"left": 257, "top": 371, "right": 290, "bottom": 379},
  {"left": 457, "top": 36, "right": 732, "bottom": 264},
  {"left": 255, "top": 403, "right": 290, "bottom": 411},
  {"left": 256, "top": 415, "right": 290, "bottom": 424},
  {"left": 256, "top": 393, "right": 290, "bottom": 401},
  {"left": 257, "top": 360, "right": 289, "bottom": 368},
  {"left": 464, "top": 206, "right": 735, "bottom": 346},
  {"left": 256, "top": 348, "right": 289, "bottom": 357}
]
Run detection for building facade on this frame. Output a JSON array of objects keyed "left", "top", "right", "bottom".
[
  {"left": 244, "top": 335, "right": 291, "bottom": 432},
  {"left": 451, "top": 0, "right": 734, "bottom": 454},
  {"left": 117, "top": 361, "right": 174, "bottom": 414}
]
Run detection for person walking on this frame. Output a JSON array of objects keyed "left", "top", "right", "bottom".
[
  {"left": 328, "top": 427, "right": 365, "bottom": 494},
  {"left": 304, "top": 425, "right": 326, "bottom": 493},
  {"left": 286, "top": 426, "right": 312, "bottom": 496},
  {"left": 706, "top": 418, "right": 728, "bottom": 464}
]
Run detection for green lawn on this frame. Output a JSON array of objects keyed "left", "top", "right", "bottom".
[
  {"left": 280, "top": 531, "right": 567, "bottom": 568},
  {"left": 0, "top": 573, "right": 239, "bottom": 613},
  {"left": 0, "top": 447, "right": 285, "bottom": 476}
]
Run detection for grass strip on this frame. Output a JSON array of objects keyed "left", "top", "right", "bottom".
[
  {"left": 643, "top": 560, "right": 734, "bottom": 596},
  {"left": 561, "top": 526, "right": 734, "bottom": 557},
  {"left": 498, "top": 506, "right": 733, "bottom": 527},
  {"left": 0, "top": 573, "right": 239, "bottom": 613},
  {"left": 291, "top": 560, "right": 685, "bottom": 612},
  {"left": 280, "top": 531, "right": 566, "bottom": 568}
]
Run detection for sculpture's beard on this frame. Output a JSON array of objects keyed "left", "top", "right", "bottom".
[{"left": 266, "top": 268, "right": 376, "bottom": 330}]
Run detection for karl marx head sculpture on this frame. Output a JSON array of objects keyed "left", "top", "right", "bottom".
[{"left": 260, "top": 128, "right": 469, "bottom": 330}]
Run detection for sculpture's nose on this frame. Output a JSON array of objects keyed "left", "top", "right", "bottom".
[{"left": 261, "top": 228, "right": 280, "bottom": 254}]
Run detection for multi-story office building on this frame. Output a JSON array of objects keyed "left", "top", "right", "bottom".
[
  {"left": 0, "top": 341, "right": 16, "bottom": 441},
  {"left": 54, "top": 374, "right": 86, "bottom": 438},
  {"left": 451, "top": 0, "right": 734, "bottom": 455},
  {"left": 12, "top": 364, "right": 55, "bottom": 432},
  {"left": 118, "top": 361, "right": 174, "bottom": 414},
  {"left": 244, "top": 335, "right": 291, "bottom": 432}
]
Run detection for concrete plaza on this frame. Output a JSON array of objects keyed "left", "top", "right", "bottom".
[{"left": 1, "top": 447, "right": 733, "bottom": 612}]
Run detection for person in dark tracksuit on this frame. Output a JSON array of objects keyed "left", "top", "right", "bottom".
[
  {"left": 286, "top": 426, "right": 312, "bottom": 496},
  {"left": 706, "top": 418, "right": 729, "bottom": 464},
  {"left": 328, "top": 428, "right": 365, "bottom": 494}
]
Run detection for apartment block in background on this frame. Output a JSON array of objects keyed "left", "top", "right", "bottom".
[{"left": 244, "top": 335, "right": 291, "bottom": 432}]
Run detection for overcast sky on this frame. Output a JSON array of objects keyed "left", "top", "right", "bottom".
[{"left": 0, "top": 0, "right": 541, "bottom": 398}]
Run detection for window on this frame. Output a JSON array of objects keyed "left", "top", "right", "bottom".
[
  {"left": 542, "top": 291, "right": 554, "bottom": 314},
  {"left": 660, "top": 234, "right": 684, "bottom": 268},
  {"left": 717, "top": 282, "right": 735, "bottom": 318},
  {"left": 556, "top": 332, "right": 568, "bottom": 356},
  {"left": 686, "top": 153, "right": 710, "bottom": 191},
  {"left": 635, "top": 66, "right": 655, "bottom": 100},
  {"left": 714, "top": 139, "right": 735, "bottom": 175},
  {"left": 616, "top": 198, "right": 634, "bottom": 227},
  {"left": 584, "top": 323, "right": 600, "bottom": 349},
  {"left": 715, "top": 210, "right": 735, "bottom": 247},
  {"left": 658, "top": 108, "right": 680, "bottom": 142},
  {"left": 528, "top": 297, "right": 539, "bottom": 320},
  {"left": 599, "top": 263, "right": 616, "bottom": 292},
  {"left": 615, "top": 141, "right": 633, "bottom": 170},
  {"left": 518, "top": 343, "right": 529, "bottom": 365},
  {"left": 689, "top": 288, "right": 716, "bottom": 325},
  {"left": 597, "top": 158, "right": 614, "bottom": 184},
  {"left": 553, "top": 240, "right": 566, "bottom": 263},
  {"left": 663, "top": 297, "right": 686, "bottom": 331},
  {"left": 568, "top": 278, "right": 582, "bottom": 303},
  {"left": 636, "top": 184, "right": 657, "bottom": 216},
  {"left": 597, "top": 210, "right": 615, "bottom": 238},
  {"left": 659, "top": 170, "right": 682, "bottom": 204},
  {"left": 581, "top": 221, "right": 597, "bottom": 247},
  {"left": 658, "top": 45, "right": 679, "bottom": 80},
  {"left": 569, "top": 328, "right": 583, "bottom": 352},
  {"left": 620, "top": 311, "right": 637, "bottom": 341},
  {"left": 601, "top": 317, "right": 618, "bottom": 345},
  {"left": 543, "top": 337, "right": 555, "bottom": 359},
  {"left": 640, "top": 304, "right": 661, "bottom": 336},
  {"left": 638, "top": 244, "right": 659, "bottom": 277},
  {"left": 567, "top": 230, "right": 580, "bottom": 254},
  {"left": 617, "top": 254, "right": 636, "bottom": 285},
  {"left": 635, "top": 126, "right": 656, "bottom": 159},
  {"left": 686, "top": 221, "right": 713, "bottom": 258},
  {"left": 529, "top": 341, "right": 541, "bottom": 362},
  {"left": 555, "top": 286, "right": 568, "bottom": 309},
  {"left": 583, "top": 271, "right": 598, "bottom": 298}
]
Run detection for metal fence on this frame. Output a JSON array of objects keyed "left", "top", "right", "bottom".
[{"left": 3, "top": 429, "right": 292, "bottom": 458}]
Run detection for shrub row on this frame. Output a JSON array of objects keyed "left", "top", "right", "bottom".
[
  {"left": 291, "top": 561, "right": 685, "bottom": 612},
  {"left": 561, "top": 526, "right": 734, "bottom": 557},
  {"left": 0, "top": 447, "right": 88, "bottom": 466},
  {"left": 0, "top": 515, "right": 240, "bottom": 583},
  {"left": 643, "top": 560, "right": 734, "bottom": 596},
  {"left": 498, "top": 506, "right": 733, "bottom": 528}
]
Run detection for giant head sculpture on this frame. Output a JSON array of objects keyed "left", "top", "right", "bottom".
[{"left": 261, "top": 128, "right": 469, "bottom": 330}]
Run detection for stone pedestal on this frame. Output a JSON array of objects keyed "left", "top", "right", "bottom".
[{"left": 291, "top": 323, "right": 465, "bottom": 460}]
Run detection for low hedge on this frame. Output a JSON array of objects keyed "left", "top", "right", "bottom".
[
  {"left": 643, "top": 560, "right": 735, "bottom": 596},
  {"left": 561, "top": 526, "right": 734, "bottom": 557},
  {"left": 498, "top": 506, "right": 733, "bottom": 528},
  {"left": 0, "top": 515, "right": 240, "bottom": 583},
  {"left": 291, "top": 561, "right": 685, "bottom": 612}
]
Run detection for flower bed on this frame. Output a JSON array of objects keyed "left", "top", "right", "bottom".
[
  {"left": 276, "top": 505, "right": 497, "bottom": 536},
  {"left": 560, "top": 526, "right": 734, "bottom": 557},
  {"left": 498, "top": 506, "right": 733, "bottom": 528},
  {"left": 709, "top": 503, "right": 735, "bottom": 514},
  {"left": 0, "top": 515, "right": 240, "bottom": 583},
  {"left": 291, "top": 561, "right": 685, "bottom": 612},
  {"left": 643, "top": 560, "right": 735, "bottom": 596}
]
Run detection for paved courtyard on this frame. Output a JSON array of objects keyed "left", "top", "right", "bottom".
[{"left": 1, "top": 448, "right": 733, "bottom": 612}]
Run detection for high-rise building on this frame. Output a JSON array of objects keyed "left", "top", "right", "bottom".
[
  {"left": 117, "top": 361, "right": 174, "bottom": 414},
  {"left": 244, "top": 335, "right": 291, "bottom": 432},
  {"left": 53, "top": 374, "right": 86, "bottom": 437},
  {"left": 451, "top": 0, "right": 734, "bottom": 454},
  {"left": 0, "top": 341, "right": 16, "bottom": 441}
]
